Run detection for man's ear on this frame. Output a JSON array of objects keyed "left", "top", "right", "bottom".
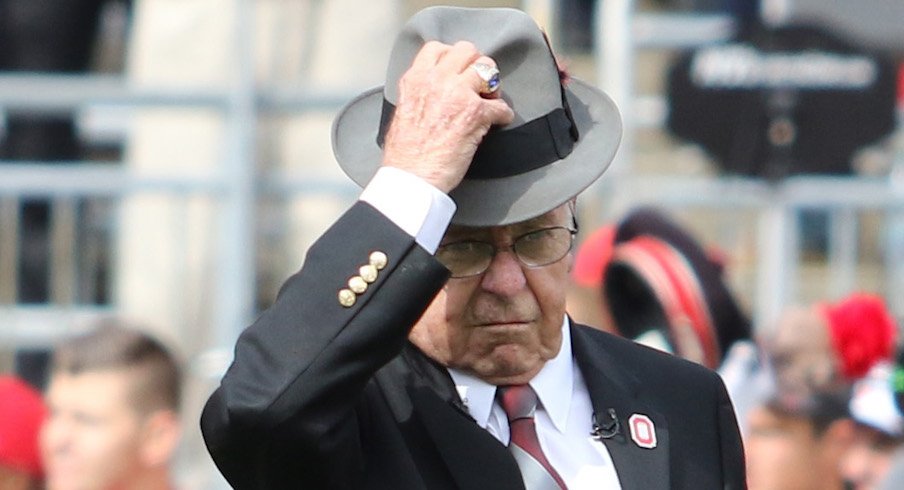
[{"left": 139, "top": 409, "right": 182, "bottom": 468}]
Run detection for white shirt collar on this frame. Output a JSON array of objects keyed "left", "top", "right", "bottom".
[{"left": 448, "top": 316, "right": 574, "bottom": 433}]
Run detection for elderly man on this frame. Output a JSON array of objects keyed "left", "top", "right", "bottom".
[{"left": 201, "top": 6, "right": 745, "bottom": 489}]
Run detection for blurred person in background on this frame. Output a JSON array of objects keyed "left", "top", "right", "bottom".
[
  {"left": 600, "top": 206, "right": 753, "bottom": 371},
  {"left": 745, "top": 293, "right": 897, "bottom": 490},
  {"left": 592, "top": 206, "right": 766, "bottom": 433},
  {"left": 765, "top": 294, "right": 897, "bottom": 410},
  {"left": 745, "top": 393, "right": 854, "bottom": 490},
  {"left": 842, "top": 346, "right": 904, "bottom": 490},
  {"left": 40, "top": 320, "right": 182, "bottom": 490},
  {"left": 0, "top": 375, "right": 46, "bottom": 490}
]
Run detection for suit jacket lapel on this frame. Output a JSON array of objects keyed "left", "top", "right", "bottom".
[
  {"left": 401, "top": 344, "right": 526, "bottom": 490},
  {"left": 571, "top": 324, "right": 671, "bottom": 490},
  {"left": 411, "top": 388, "right": 525, "bottom": 490}
]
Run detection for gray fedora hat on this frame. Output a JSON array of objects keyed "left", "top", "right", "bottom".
[{"left": 332, "top": 6, "right": 622, "bottom": 226}]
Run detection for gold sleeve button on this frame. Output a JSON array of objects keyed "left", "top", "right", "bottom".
[
  {"left": 338, "top": 289, "right": 356, "bottom": 307},
  {"left": 359, "top": 264, "right": 378, "bottom": 283},
  {"left": 348, "top": 276, "right": 368, "bottom": 294},
  {"left": 369, "top": 251, "right": 388, "bottom": 270}
]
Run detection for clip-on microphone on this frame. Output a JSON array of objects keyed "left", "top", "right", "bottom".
[{"left": 591, "top": 408, "right": 620, "bottom": 440}]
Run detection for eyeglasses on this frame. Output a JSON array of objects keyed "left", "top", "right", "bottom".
[{"left": 436, "top": 226, "right": 578, "bottom": 278}]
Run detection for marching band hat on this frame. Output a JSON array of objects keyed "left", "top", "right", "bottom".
[{"left": 603, "top": 206, "right": 752, "bottom": 369}]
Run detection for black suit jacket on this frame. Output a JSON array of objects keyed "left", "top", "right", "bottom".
[{"left": 201, "top": 202, "right": 746, "bottom": 489}]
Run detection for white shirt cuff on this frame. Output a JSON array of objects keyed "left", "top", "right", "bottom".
[{"left": 359, "top": 167, "right": 456, "bottom": 253}]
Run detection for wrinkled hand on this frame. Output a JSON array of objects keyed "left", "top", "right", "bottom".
[{"left": 381, "top": 41, "right": 515, "bottom": 193}]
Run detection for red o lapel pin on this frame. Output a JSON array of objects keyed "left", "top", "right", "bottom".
[{"left": 628, "top": 413, "right": 657, "bottom": 449}]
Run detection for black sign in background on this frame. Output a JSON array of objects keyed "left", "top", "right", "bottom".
[{"left": 666, "top": 23, "right": 898, "bottom": 180}]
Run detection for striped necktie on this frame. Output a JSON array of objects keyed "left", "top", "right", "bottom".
[{"left": 497, "top": 385, "right": 568, "bottom": 490}]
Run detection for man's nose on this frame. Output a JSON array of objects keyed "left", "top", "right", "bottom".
[
  {"left": 840, "top": 446, "right": 870, "bottom": 484},
  {"left": 479, "top": 247, "right": 527, "bottom": 295}
]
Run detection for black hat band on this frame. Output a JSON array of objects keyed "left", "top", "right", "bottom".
[{"left": 377, "top": 98, "right": 578, "bottom": 179}]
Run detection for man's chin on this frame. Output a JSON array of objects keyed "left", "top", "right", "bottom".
[{"left": 468, "top": 348, "right": 544, "bottom": 385}]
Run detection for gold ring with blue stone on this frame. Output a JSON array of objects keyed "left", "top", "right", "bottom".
[{"left": 471, "top": 62, "right": 500, "bottom": 94}]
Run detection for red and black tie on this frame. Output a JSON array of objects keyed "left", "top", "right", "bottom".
[{"left": 497, "top": 384, "right": 568, "bottom": 490}]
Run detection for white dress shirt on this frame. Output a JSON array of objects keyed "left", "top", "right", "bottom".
[
  {"left": 449, "top": 319, "right": 622, "bottom": 489},
  {"left": 360, "top": 167, "right": 622, "bottom": 488},
  {"left": 359, "top": 166, "right": 456, "bottom": 253}
]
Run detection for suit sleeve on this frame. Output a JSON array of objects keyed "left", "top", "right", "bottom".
[
  {"left": 200, "top": 201, "right": 450, "bottom": 488},
  {"left": 715, "top": 374, "right": 747, "bottom": 490}
]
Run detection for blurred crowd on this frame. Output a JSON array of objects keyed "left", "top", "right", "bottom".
[{"left": 568, "top": 205, "right": 904, "bottom": 490}]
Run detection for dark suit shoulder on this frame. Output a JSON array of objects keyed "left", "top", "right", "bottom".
[
  {"left": 572, "top": 323, "right": 723, "bottom": 389},
  {"left": 572, "top": 323, "right": 746, "bottom": 489}
]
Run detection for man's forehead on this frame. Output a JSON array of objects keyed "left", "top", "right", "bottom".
[
  {"left": 47, "top": 370, "right": 134, "bottom": 407},
  {"left": 758, "top": 405, "right": 818, "bottom": 434}
]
